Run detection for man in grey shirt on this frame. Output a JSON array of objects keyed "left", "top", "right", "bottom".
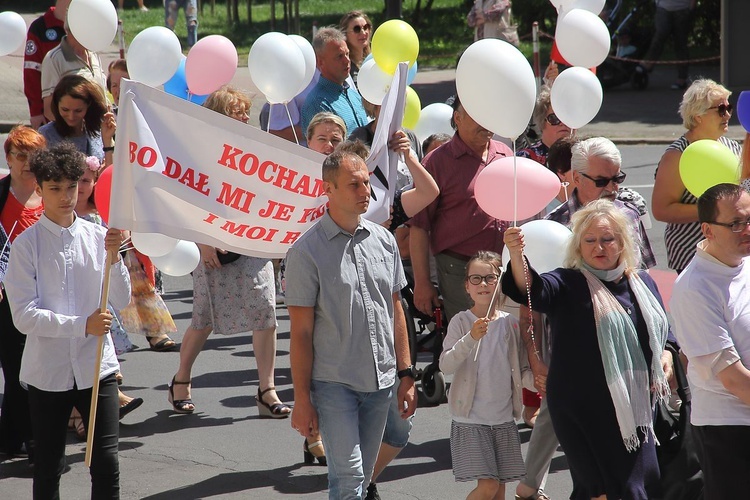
[{"left": 286, "top": 150, "right": 416, "bottom": 499}]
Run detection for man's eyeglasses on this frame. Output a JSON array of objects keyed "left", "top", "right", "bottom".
[
  {"left": 350, "top": 23, "right": 371, "bottom": 34},
  {"left": 467, "top": 274, "right": 499, "bottom": 285},
  {"left": 580, "top": 171, "right": 627, "bottom": 188},
  {"left": 545, "top": 113, "right": 562, "bottom": 126},
  {"left": 709, "top": 103, "right": 733, "bottom": 117},
  {"left": 706, "top": 218, "right": 750, "bottom": 233},
  {"left": 8, "top": 150, "right": 29, "bottom": 162}
]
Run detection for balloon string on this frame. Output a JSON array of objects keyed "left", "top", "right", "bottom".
[
  {"left": 522, "top": 254, "right": 540, "bottom": 361},
  {"left": 512, "top": 140, "right": 518, "bottom": 227},
  {"left": 562, "top": 181, "right": 570, "bottom": 203},
  {"left": 284, "top": 102, "right": 299, "bottom": 145}
]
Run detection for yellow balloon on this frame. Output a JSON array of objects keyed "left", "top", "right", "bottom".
[
  {"left": 679, "top": 139, "right": 740, "bottom": 197},
  {"left": 371, "top": 20, "right": 419, "bottom": 75},
  {"left": 403, "top": 86, "right": 421, "bottom": 130}
]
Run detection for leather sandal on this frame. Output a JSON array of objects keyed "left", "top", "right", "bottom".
[
  {"left": 256, "top": 387, "right": 291, "bottom": 419},
  {"left": 168, "top": 377, "right": 195, "bottom": 414},
  {"left": 148, "top": 335, "right": 176, "bottom": 352}
]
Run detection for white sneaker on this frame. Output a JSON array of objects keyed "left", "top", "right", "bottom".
[{"left": 140, "top": 5, "right": 149, "bottom": 11}]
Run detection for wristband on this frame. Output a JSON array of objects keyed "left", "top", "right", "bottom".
[{"left": 103, "top": 146, "right": 115, "bottom": 152}]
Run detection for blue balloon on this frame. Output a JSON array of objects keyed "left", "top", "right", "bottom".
[
  {"left": 406, "top": 60, "right": 418, "bottom": 85},
  {"left": 163, "top": 58, "right": 208, "bottom": 105},
  {"left": 737, "top": 91, "right": 750, "bottom": 134}
]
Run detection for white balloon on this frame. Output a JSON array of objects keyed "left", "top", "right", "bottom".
[
  {"left": 501, "top": 220, "right": 572, "bottom": 274},
  {"left": 555, "top": 9, "right": 611, "bottom": 69},
  {"left": 288, "top": 35, "right": 316, "bottom": 95},
  {"left": 413, "top": 103, "right": 455, "bottom": 144},
  {"left": 248, "top": 32, "right": 306, "bottom": 104},
  {"left": 127, "top": 27, "right": 183, "bottom": 88},
  {"left": 151, "top": 240, "right": 200, "bottom": 276},
  {"left": 456, "top": 39, "right": 536, "bottom": 139},
  {"left": 67, "top": 0, "right": 118, "bottom": 52},
  {"left": 357, "top": 58, "right": 392, "bottom": 106},
  {"left": 0, "top": 12, "right": 27, "bottom": 57},
  {"left": 550, "top": 66, "right": 603, "bottom": 129},
  {"left": 131, "top": 232, "right": 179, "bottom": 258}
]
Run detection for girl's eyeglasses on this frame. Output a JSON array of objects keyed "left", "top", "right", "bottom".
[{"left": 467, "top": 274, "right": 499, "bottom": 285}]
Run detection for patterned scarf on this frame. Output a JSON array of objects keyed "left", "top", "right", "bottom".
[{"left": 582, "top": 269, "right": 670, "bottom": 452}]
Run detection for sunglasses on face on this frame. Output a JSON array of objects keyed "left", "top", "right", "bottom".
[
  {"left": 350, "top": 23, "right": 371, "bottom": 34},
  {"left": 467, "top": 274, "right": 499, "bottom": 286},
  {"left": 545, "top": 113, "right": 562, "bottom": 126},
  {"left": 709, "top": 103, "right": 733, "bottom": 117},
  {"left": 581, "top": 171, "right": 627, "bottom": 188}
]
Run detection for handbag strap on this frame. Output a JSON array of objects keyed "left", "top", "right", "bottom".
[{"left": 666, "top": 343, "right": 691, "bottom": 404}]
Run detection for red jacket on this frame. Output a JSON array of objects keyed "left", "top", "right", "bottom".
[{"left": 23, "top": 7, "right": 65, "bottom": 118}]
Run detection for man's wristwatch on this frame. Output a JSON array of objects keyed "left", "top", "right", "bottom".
[{"left": 397, "top": 365, "right": 417, "bottom": 380}]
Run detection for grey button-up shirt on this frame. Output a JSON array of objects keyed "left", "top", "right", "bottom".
[{"left": 285, "top": 212, "right": 407, "bottom": 392}]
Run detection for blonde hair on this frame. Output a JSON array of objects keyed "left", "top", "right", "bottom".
[
  {"left": 564, "top": 199, "right": 641, "bottom": 272},
  {"left": 306, "top": 112, "right": 347, "bottom": 142},
  {"left": 679, "top": 79, "right": 731, "bottom": 130},
  {"left": 203, "top": 86, "right": 251, "bottom": 118}
]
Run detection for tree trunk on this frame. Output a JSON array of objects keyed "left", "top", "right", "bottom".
[
  {"left": 247, "top": 0, "right": 252, "bottom": 25},
  {"left": 270, "top": 0, "right": 276, "bottom": 31},
  {"left": 226, "top": 0, "right": 232, "bottom": 24},
  {"left": 294, "top": 0, "right": 300, "bottom": 33},
  {"left": 232, "top": 0, "right": 240, "bottom": 25}
]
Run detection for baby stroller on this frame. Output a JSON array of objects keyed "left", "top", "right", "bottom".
[
  {"left": 596, "top": 0, "right": 652, "bottom": 90},
  {"left": 400, "top": 264, "right": 448, "bottom": 406}
]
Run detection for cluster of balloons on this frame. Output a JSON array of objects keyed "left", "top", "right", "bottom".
[
  {"left": 549, "top": 0, "right": 608, "bottom": 130},
  {"left": 356, "top": 20, "right": 421, "bottom": 128},
  {"left": 248, "top": 32, "right": 315, "bottom": 104},
  {"left": 94, "top": 166, "right": 200, "bottom": 276}
]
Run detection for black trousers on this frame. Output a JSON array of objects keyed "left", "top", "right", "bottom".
[
  {"left": 28, "top": 374, "right": 120, "bottom": 500},
  {"left": 0, "top": 292, "right": 31, "bottom": 453},
  {"left": 694, "top": 424, "right": 750, "bottom": 500}
]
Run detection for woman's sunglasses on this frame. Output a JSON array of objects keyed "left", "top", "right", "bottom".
[
  {"left": 350, "top": 23, "right": 371, "bottom": 34},
  {"left": 709, "top": 103, "right": 733, "bottom": 117},
  {"left": 546, "top": 113, "right": 562, "bottom": 126}
]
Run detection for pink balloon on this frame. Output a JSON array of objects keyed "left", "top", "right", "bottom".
[
  {"left": 475, "top": 157, "right": 561, "bottom": 221},
  {"left": 185, "top": 35, "right": 238, "bottom": 95}
]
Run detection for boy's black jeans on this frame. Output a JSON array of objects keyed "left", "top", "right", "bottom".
[{"left": 28, "top": 373, "right": 120, "bottom": 500}]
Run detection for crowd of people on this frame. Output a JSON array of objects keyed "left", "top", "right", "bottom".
[{"left": 1, "top": 3, "right": 749, "bottom": 500}]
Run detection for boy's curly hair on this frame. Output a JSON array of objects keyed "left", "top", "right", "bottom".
[{"left": 29, "top": 142, "right": 85, "bottom": 185}]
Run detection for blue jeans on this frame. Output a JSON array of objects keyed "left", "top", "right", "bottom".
[
  {"left": 165, "top": 0, "right": 198, "bottom": 47},
  {"left": 311, "top": 380, "right": 392, "bottom": 499},
  {"left": 382, "top": 377, "right": 413, "bottom": 448}
]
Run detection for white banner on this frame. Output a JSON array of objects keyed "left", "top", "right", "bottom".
[
  {"left": 110, "top": 77, "right": 407, "bottom": 258},
  {"left": 364, "top": 62, "right": 407, "bottom": 224}
]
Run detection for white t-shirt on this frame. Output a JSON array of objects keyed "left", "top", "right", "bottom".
[{"left": 670, "top": 242, "right": 750, "bottom": 425}]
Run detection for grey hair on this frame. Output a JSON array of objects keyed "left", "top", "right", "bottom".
[
  {"left": 532, "top": 85, "right": 552, "bottom": 131},
  {"left": 571, "top": 137, "right": 621, "bottom": 174},
  {"left": 312, "top": 27, "right": 346, "bottom": 55},
  {"left": 679, "top": 79, "right": 731, "bottom": 130},
  {"left": 564, "top": 199, "right": 641, "bottom": 271}
]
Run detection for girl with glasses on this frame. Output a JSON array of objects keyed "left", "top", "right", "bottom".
[
  {"left": 652, "top": 79, "right": 741, "bottom": 274},
  {"left": 440, "top": 250, "right": 534, "bottom": 500}
]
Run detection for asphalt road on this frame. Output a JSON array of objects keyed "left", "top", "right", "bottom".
[{"left": 0, "top": 145, "right": 673, "bottom": 498}]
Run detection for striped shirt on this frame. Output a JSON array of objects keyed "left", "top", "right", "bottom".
[{"left": 663, "top": 135, "right": 741, "bottom": 272}]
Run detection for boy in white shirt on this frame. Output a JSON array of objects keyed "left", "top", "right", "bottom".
[{"left": 5, "top": 142, "right": 131, "bottom": 499}]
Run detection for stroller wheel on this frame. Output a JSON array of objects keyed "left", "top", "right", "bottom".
[
  {"left": 420, "top": 364, "right": 446, "bottom": 406},
  {"left": 631, "top": 67, "right": 649, "bottom": 90}
]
